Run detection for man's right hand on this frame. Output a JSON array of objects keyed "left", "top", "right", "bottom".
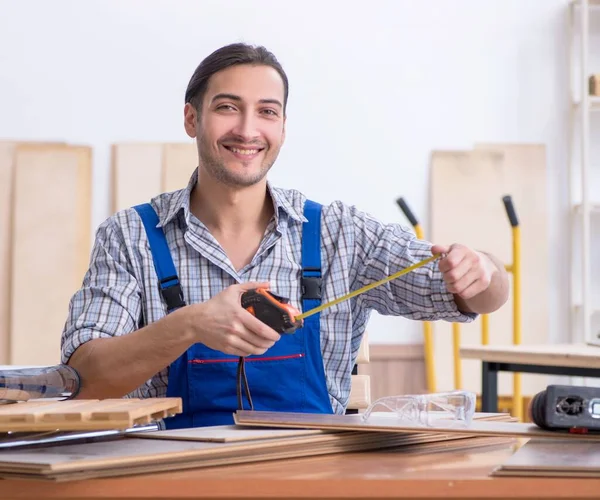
[{"left": 185, "top": 281, "right": 282, "bottom": 356}]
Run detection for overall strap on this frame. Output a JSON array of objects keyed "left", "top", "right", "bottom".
[
  {"left": 301, "top": 200, "right": 323, "bottom": 313},
  {"left": 133, "top": 203, "right": 186, "bottom": 313}
]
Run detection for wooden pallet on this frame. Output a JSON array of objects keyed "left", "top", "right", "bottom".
[{"left": 0, "top": 398, "right": 182, "bottom": 432}]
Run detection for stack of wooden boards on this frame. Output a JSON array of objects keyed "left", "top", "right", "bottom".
[
  {"left": 0, "top": 141, "right": 197, "bottom": 367},
  {"left": 428, "top": 144, "right": 548, "bottom": 400},
  {"left": 0, "top": 406, "right": 519, "bottom": 481}
]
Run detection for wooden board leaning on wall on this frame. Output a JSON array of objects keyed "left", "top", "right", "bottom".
[
  {"left": 0, "top": 142, "right": 92, "bottom": 366},
  {"left": 428, "top": 144, "right": 548, "bottom": 398},
  {"left": 111, "top": 142, "right": 198, "bottom": 214}
]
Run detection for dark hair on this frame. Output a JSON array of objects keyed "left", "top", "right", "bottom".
[{"left": 185, "top": 43, "right": 289, "bottom": 115}]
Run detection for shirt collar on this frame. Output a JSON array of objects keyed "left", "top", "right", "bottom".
[
  {"left": 155, "top": 169, "right": 197, "bottom": 228},
  {"left": 267, "top": 181, "right": 307, "bottom": 223},
  {"left": 154, "top": 168, "right": 307, "bottom": 228}
]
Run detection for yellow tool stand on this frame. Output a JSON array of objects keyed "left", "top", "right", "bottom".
[{"left": 396, "top": 196, "right": 524, "bottom": 421}]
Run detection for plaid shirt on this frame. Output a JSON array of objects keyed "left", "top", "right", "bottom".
[{"left": 61, "top": 170, "right": 475, "bottom": 414}]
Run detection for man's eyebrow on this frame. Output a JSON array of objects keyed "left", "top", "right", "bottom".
[
  {"left": 258, "top": 98, "right": 283, "bottom": 108},
  {"left": 211, "top": 93, "right": 282, "bottom": 108},
  {"left": 211, "top": 93, "right": 242, "bottom": 103}
]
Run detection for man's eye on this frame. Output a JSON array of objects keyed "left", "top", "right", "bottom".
[
  {"left": 262, "top": 109, "right": 278, "bottom": 116},
  {"left": 217, "top": 104, "right": 236, "bottom": 111}
]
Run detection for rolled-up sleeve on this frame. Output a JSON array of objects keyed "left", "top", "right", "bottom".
[
  {"left": 61, "top": 217, "right": 142, "bottom": 364},
  {"left": 346, "top": 204, "right": 477, "bottom": 323}
]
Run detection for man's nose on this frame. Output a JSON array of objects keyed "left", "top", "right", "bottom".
[{"left": 231, "top": 111, "right": 260, "bottom": 142}]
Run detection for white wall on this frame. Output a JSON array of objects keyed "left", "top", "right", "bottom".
[{"left": 0, "top": 0, "right": 574, "bottom": 345}]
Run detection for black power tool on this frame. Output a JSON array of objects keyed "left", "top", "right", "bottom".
[{"left": 530, "top": 384, "right": 600, "bottom": 433}]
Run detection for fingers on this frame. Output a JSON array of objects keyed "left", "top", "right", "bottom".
[
  {"left": 437, "top": 244, "right": 466, "bottom": 273},
  {"left": 431, "top": 244, "right": 450, "bottom": 256},
  {"left": 441, "top": 256, "right": 472, "bottom": 294},
  {"left": 238, "top": 309, "right": 281, "bottom": 342},
  {"left": 224, "top": 334, "right": 269, "bottom": 357},
  {"left": 436, "top": 244, "right": 493, "bottom": 299}
]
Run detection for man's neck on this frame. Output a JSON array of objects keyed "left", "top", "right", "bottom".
[{"left": 190, "top": 170, "right": 274, "bottom": 236}]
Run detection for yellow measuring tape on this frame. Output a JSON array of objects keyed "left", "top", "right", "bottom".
[{"left": 295, "top": 253, "right": 442, "bottom": 321}]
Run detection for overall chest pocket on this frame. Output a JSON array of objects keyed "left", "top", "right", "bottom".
[{"left": 186, "top": 331, "right": 308, "bottom": 415}]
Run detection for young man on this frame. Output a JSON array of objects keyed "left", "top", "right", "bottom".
[{"left": 61, "top": 43, "right": 509, "bottom": 428}]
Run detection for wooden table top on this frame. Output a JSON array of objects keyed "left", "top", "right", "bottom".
[
  {"left": 460, "top": 343, "right": 600, "bottom": 369},
  {"left": 2, "top": 439, "right": 600, "bottom": 499}
]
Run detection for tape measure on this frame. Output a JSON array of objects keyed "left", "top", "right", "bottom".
[{"left": 241, "top": 253, "right": 441, "bottom": 333}]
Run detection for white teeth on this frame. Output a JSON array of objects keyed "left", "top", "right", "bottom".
[{"left": 229, "top": 147, "right": 259, "bottom": 155}]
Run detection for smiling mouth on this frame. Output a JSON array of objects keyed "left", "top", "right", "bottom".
[{"left": 223, "top": 145, "right": 265, "bottom": 156}]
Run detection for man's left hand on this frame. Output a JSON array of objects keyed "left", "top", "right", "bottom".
[{"left": 430, "top": 243, "right": 495, "bottom": 300}]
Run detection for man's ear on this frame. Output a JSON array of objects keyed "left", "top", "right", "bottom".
[{"left": 184, "top": 103, "right": 198, "bottom": 138}]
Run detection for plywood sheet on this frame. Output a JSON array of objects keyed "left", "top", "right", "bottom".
[
  {"left": 111, "top": 143, "right": 163, "bottom": 213},
  {"left": 0, "top": 142, "right": 65, "bottom": 365},
  {"left": 428, "top": 146, "right": 548, "bottom": 398},
  {"left": 492, "top": 439, "right": 600, "bottom": 477},
  {"left": 162, "top": 142, "right": 197, "bottom": 193},
  {"left": 233, "top": 410, "right": 600, "bottom": 441},
  {"left": 10, "top": 145, "right": 92, "bottom": 366},
  {"left": 134, "top": 424, "right": 325, "bottom": 442}
]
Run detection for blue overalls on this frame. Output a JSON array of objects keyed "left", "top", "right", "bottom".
[{"left": 133, "top": 200, "right": 334, "bottom": 428}]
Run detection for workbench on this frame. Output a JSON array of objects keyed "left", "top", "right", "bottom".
[
  {"left": 460, "top": 343, "right": 600, "bottom": 412},
  {"left": 1, "top": 440, "right": 599, "bottom": 499}
]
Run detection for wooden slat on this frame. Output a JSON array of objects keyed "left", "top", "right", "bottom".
[
  {"left": 0, "top": 398, "right": 182, "bottom": 432},
  {"left": 111, "top": 143, "right": 163, "bottom": 213},
  {"left": 9, "top": 145, "right": 92, "bottom": 366}
]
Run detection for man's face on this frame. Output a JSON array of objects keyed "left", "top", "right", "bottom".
[{"left": 184, "top": 64, "right": 286, "bottom": 188}]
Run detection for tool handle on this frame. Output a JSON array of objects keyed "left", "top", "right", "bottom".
[
  {"left": 502, "top": 195, "right": 519, "bottom": 227},
  {"left": 241, "top": 289, "right": 303, "bottom": 334},
  {"left": 396, "top": 197, "right": 419, "bottom": 227}
]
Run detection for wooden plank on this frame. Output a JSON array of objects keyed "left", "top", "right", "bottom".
[
  {"left": 0, "top": 143, "right": 15, "bottom": 366},
  {"left": 133, "top": 425, "right": 326, "bottom": 443},
  {"left": 233, "top": 410, "right": 600, "bottom": 441},
  {"left": 460, "top": 343, "right": 600, "bottom": 369},
  {"left": 492, "top": 439, "right": 600, "bottom": 477},
  {"left": 0, "top": 141, "right": 65, "bottom": 365},
  {"left": 9, "top": 145, "right": 92, "bottom": 366},
  {"left": 161, "top": 143, "right": 197, "bottom": 193},
  {"left": 428, "top": 146, "right": 548, "bottom": 397},
  {"left": 111, "top": 143, "right": 163, "bottom": 213},
  {"left": 348, "top": 374, "right": 371, "bottom": 410}
]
